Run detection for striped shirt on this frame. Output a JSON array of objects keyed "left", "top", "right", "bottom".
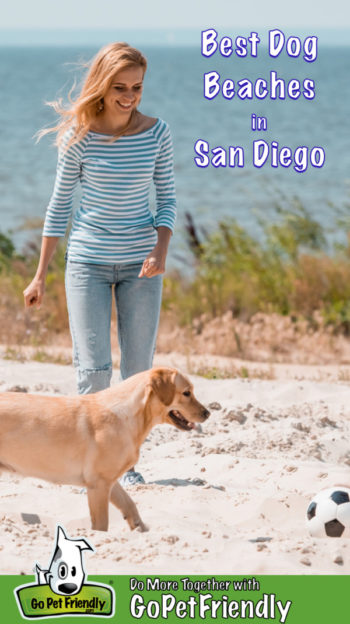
[{"left": 43, "top": 118, "right": 176, "bottom": 264}]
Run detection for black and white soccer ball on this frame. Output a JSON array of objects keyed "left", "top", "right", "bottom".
[{"left": 306, "top": 487, "right": 350, "bottom": 537}]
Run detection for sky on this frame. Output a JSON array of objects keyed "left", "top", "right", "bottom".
[
  {"left": 1, "top": 1, "right": 349, "bottom": 46},
  {"left": 2, "top": 0, "right": 350, "bottom": 29}
]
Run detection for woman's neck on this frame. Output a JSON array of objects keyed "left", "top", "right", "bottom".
[{"left": 92, "top": 109, "right": 137, "bottom": 135}]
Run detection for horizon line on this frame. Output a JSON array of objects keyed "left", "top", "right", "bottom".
[{"left": 1, "top": 27, "right": 349, "bottom": 47}]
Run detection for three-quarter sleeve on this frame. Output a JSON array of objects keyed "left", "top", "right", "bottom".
[
  {"left": 42, "top": 131, "right": 85, "bottom": 237},
  {"left": 153, "top": 123, "right": 176, "bottom": 233}
]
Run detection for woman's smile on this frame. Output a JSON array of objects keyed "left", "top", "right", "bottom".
[
  {"left": 117, "top": 100, "right": 134, "bottom": 110},
  {"left": 103, "top": 65, "right": 144, "bottom": 119}
]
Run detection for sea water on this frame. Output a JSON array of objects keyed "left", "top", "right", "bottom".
[{"left": 0, "top": 44, "right": 349, "bottom": 266}]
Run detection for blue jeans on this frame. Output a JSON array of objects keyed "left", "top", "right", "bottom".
[{"left": 65, "top": 259, "right": 163, "bottom": 394}]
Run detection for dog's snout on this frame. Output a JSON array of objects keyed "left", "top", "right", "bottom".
[
  {"left": 202, "top": 408, "right": 210, "bottom": 420},
  {"left": 58, "top": 583, "right": 78, "bottom": 594}
]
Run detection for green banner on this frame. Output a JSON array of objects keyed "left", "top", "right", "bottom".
[{"left": 0, "top": 574, "right": 348, "bottom": 623}]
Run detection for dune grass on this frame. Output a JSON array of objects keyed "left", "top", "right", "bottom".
[
  {"left": 1, "top": 198, "right": 350, "bottom": 348},
  {"left": 163, "top": 199, "right": 350, "bottom": 333}
]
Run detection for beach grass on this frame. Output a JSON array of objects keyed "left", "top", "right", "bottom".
[
  {"left": 1, "top": 200, "right": 350, "bottom": 353},
  {"left": 163, "top": 200, "right": 350, "bottom": 333}
]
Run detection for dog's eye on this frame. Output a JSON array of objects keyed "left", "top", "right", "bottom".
[
  {"left": 71, "top": 566, "right": 76, "bottom": 577},
  {"left": 182, "top": 390, "right": 191, "bottom": 397},
  {"left": 58, "top": 562, "right": 68, "bottom": 579}
]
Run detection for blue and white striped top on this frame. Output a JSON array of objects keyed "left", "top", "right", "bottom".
[{"left": 43, "top": 118, "right": 176, "bottom": 264}]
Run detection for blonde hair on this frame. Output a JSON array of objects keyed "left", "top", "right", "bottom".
[{"left": 37, "top": 42, "right": 147, "bottom": 150}]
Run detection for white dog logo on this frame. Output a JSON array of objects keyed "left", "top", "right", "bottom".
[{"left": 36, "top": 525, "right": 93, "bottom": 595}]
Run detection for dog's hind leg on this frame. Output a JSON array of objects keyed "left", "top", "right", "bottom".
[
  {"left": 86, "top": 481, "right": 111, "bottom": 531},
  {"left": 110, "top": 482, "right": 148, "bottom": 532}
]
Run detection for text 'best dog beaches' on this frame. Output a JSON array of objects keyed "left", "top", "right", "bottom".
[{"left": 194, "top": 29, "right": 325, "bottom": 173}]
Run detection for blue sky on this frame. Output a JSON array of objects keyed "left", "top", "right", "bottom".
[{"left": 2, "top": 0, "right": 350, "bottom": 29}]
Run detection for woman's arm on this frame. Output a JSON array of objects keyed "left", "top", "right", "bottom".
[
  {"left": 152, "top": 123, "right": 176, "bottom": 233},
  {"left": 24, "top": 129, "right": 85, "bottom": 308},
  {"left": 42, "top": 130, "right": 85, "bottom": 238},
  {"left": 23, "top": 236, "right": 60, "bottom": 308},
  {"left": 139, "top": 122, "right": 176, "bottom": 278}
]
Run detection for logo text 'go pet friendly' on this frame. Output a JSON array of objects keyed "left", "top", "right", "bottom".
[{"left": 14, "top": 525, "right": 115, "bottom": 619}]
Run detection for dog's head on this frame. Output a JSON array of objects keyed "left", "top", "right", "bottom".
[
  {"left": 44, "top": 526, "right": 93, "bottom": 596},
  {"left": 148, "top": 368, "right": 210, "bottom": 431}
]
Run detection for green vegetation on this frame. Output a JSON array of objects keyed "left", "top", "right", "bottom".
[
  {"left": 0, "top": 230, "right": 68, "bottom": 345},
  {"left": 1, "top": 198, "right": 350, "bottom": 348},
  {"left": 163, "top": 199, "right": 350, "bottom": 334}
]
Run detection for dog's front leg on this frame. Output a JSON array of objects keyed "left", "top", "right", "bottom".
[
  {"left": 110, "top": 482, "right": 148, "bottom": 532},
  {"left": 87, "top": 481, "right": 111, "bottom": 531}
]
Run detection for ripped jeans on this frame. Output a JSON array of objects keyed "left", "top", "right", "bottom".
[{"left": 65, "top": 258, "right": 163, "bottom": 394}]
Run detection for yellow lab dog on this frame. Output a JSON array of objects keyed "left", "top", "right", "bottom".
[{"left": 0, "top": 367, "right": 209, "bottom": 532}]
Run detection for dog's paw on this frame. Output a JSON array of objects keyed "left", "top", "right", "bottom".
[
  {"left": 136, "top": 521, "right": 149, "bottom": 533},
  {"left": 127, "top": 517, "right": 148, "bottom": 532}
]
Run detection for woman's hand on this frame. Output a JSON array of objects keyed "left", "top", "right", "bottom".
[
  {"left": 23, "top": 236, "right": 59, "bottom": 309},
  {"left": 23, "top": 277, "right": 46, "bottom": 309},
  {"left": 138, "top": 244, "right": 167, "bottom": 278},
  {"left": 139, "top": 225, "right": 172, "bottom": 278}
]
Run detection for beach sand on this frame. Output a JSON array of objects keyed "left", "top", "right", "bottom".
[{"left": 0, "top": 355, "right": 349, "bottom": 575}]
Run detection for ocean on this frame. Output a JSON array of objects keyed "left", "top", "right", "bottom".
[{"left": 1, "top": 44, "right": 349, "bottom": 266}]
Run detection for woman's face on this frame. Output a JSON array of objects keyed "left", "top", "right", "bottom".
[{"left": 103, "top": 65, "right": 144, "bottom": 118}]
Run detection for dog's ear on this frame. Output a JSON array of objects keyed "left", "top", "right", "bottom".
[{"left": 150, "top": 369, "right": 176, "bottom": 406}]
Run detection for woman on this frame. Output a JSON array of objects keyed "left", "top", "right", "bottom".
[{"left": 23, "top": 42, "right": 176, "bottom": 486}]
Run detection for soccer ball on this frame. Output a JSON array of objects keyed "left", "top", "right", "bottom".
[{"left": 306, "top": 487, "right": 350, "bottom": 537}]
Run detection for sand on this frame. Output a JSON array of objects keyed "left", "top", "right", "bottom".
[{"left": 0, "top": 355, "right": 349, "bottom": 575}]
